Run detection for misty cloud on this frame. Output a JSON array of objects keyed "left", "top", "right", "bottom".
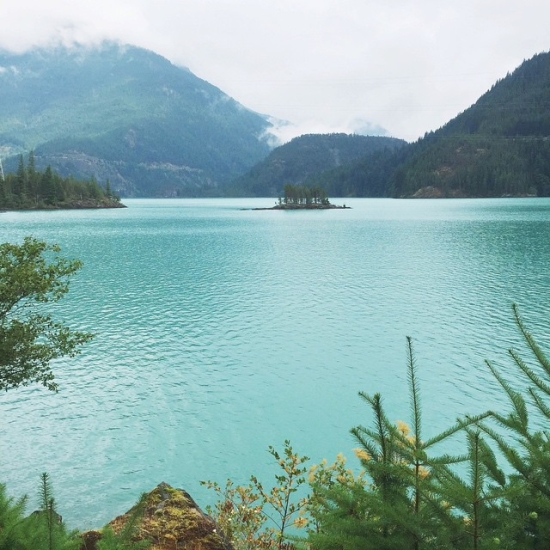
[{"left": 0, "top": 1, "right": 548, "bottom": 141}]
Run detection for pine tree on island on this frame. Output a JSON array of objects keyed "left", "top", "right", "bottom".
[{"left": 272, "top": 184, "right": 349, "bottom": 209}]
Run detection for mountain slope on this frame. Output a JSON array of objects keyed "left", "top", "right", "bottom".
[
  {"left": 0, "top": 43, "right": 273, "bottom": 196},
  {"left": 229, "top": 133, "right": 406, "bottom": 196},
  {"left": 391, "top": 51, "right": 550, "bottom": 197},
  {"left": 307, "top": 51, "right": 550, "bottom": 198}
]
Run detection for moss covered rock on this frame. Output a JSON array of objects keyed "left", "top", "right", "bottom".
[{"left": 82, "top": 482, "right": 233, "bottom": 550}]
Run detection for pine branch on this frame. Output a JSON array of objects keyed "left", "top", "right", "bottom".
[
  {"left": 406, "top": 336, "right": 422, "bottom": 447},
  {"left": 513, "top": 303, "right": 550, "bottom": 376},
  {"left": 485, "top": 360, "right": 529, "bottom": 435},
  {"left": 423, "top": 412, "right": 492, "bottom": 449}
]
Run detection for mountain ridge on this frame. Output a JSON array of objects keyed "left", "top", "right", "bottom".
[
  {"left": 2, "top": 44, "right": 549, "bottom": 198},
  {"left": 228, "top": 133, "right": 406, "bottom": 197},
  {"left": 0, "top": 42, "right": 273, "bottom": 196},
  {"left": 304, "top": 50, "right": 550, "bottom": 198}
]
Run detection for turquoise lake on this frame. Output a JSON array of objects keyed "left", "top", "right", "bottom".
[{"left": 1, "top": 197, "right": 550, "bottom": 529}]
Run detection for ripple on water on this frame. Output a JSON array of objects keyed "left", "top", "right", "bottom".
[{"left": 0, "top": 198, "right": 549, "bottom": 528}]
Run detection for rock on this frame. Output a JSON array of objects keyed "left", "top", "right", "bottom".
[
  {"left": 411, "top": 186, "right": 443, "bottom": 198},
  {"left": 80, "top": 530, "right": 102, "bottom": 550},
  {"left": 91, "top": 482, "right": 233, "bottom": 550},
  {"left": 29, "top": 509, "right": 63, "bottom": 524}
]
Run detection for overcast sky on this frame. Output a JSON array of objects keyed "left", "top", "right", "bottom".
[{"left": 0, "top": 1, "right": 548, "bottom": 143}]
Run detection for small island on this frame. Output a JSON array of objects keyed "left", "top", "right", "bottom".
[
  {"left": 0, "top": 152, "right": 125, "bottom": 211},
  {"left": 255, "top": 183, "right": 350, "bottom": 210}
]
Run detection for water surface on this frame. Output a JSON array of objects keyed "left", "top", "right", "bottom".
[{"left": 1, "top": 197, "right": 549, "bottom": 528}]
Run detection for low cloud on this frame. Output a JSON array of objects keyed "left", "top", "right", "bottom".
[
  {"left": 0, "top": 1, "right": 549, "bottom": 141},
  {"left": 263, "top": 116, "right": 389, "bottom": 146}
]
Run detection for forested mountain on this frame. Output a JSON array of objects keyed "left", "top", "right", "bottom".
[
  {"left": 228, "top": 133, "right": 406, "bottom": 196},
  {"left": 307, "top": 51, "right": 550, "bottom": 198},
  {"left": 2, "top": 44, "right": 549, "bottom": 199},
  {"left": 0, "top": 43, "right": 272, "bottom": 197}
]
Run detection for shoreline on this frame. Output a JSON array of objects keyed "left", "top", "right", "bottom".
[{"left": 0, "top": 201, "right": 126, "bottom": 212}]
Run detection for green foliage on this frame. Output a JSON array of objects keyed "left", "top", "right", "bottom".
[
  {"left": 281, "top": 183, "right": 329, "bottom": 206},
  {"left": 202, "top": 440, "right": 309, "bottom": 549},
  {"left": 201, "top": 477, "right": 268, "bottom": 549},
  {"left": 0, "top": 476, "right": 80, "bottom": 550},
  {"left": 478, "top": 305, "right": 550, "bottom": 548},
  {"left": 433, "top": 429, "right": 509, "bottom": 550},
  {"left": 0, "top": 478, "right": 148, "bottom": 550},
  {"left": 21, "top": 474, "right": 81, "bottom": 550},
  {"left": 39, "top": 472, "right": 57, "bottom": 550},
  {"left": 0, "top": 151, "right": 122, "bottom": 209},
  {"left": 253, "top": 442, "right": 310, "bottom": 548},
  {"left": 0, "top": 236, "right": 93, "bottom": 392},
  {"left": 306, "top": 144, "right": 409, "bottom": 198},
  {"left": 304, "top": 454, "right": 370, "bottom": 549},
  {"left": 308, "top": 338, "right": 490, "bottom": 549},
  {"left": 0, "top": 483, "right": 30, "bottom": 550}
]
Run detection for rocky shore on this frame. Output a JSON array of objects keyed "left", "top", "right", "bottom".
[{"left": 80, "top": 483, "right": 232, "bottom": 550}]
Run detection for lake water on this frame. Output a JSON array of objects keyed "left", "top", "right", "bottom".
[{"left": 1, "top": 197, "right": 550, "bottom": 529}]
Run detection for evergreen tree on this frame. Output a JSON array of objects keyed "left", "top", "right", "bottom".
[
  {"left": 434, "top": 429, "right": 508, "bottom": 549},
  {"left": 0, "top": 478, "right": 79, "bottom": 550},
  {"left": 41, "top": 165, "right": 56, "bottom": 205},
  {"left": 14, "top": 154, "right": 28, "bottom": 205},
  {"left": 308, "top": 338, "right": 490, "bottom": 549},
  {"left": 27, "top": 150, "right": 39, "bottom": 205},
  {"left": 0, "top": 163, "right": 122, "bottom": 210},
  {"left": 0, "top": 484, "right": 29, "bottom": 550},
  {"left": 479, "top": 305, "right": 550, "bottom": 547}
]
